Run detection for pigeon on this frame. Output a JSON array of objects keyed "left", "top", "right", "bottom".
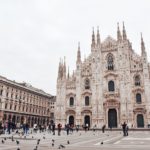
[
  {"left": 34, "top": 145, "right": 38, "bottom": 150},
  {"left": 52, "top": 143, "right": 54, "bottom": 147},
  {"left": 52, "top": 139, "right": 55, "bottom": 142},
  {"left": 59, "top": 144, "right": 65, "bottom": 149},
  {"left": 16, "top": 140, "right": 20, "bottom": 145},
  {"left": 4, "top": 137, "right": 6, "bottom": 140},
  {"left": 101, "top": 141, "right": 103, "bottom": 145},
  {"left": 2, "top": 139, "right": 4, "bottom": 144},
  {"left": 67, "top": 140, "right": 70, "bottom": 144},
  {"left": 43, "top": 136, "right": 45, "bottom": 139},
  {"left": 17, "top": 148, "right": 20, "bottom": 150},
  {"left": 37, "top": 139, "right": 40, "bottom": 145}
]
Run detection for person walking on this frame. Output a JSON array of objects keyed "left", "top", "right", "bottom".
[
  {"left": 125, "top": 124, "right": 129, "bottom": 136},
  {"left": 57, "top": 123, "right": 62, "bottom": 136},
  {"left": 122, "top": 122, "right": 127, "bottom": 136},
  {"left": 52, "top": 123, "right": 55, "bottom": 135},
  {"left": 7, "top": 120, "right": 11, "bottom": 134},
  {"left": 102, "top": 124, "right": 106, "bottom": 133},
  {"left": 66, "top": 124, "right": 70, "bottom": 135}
]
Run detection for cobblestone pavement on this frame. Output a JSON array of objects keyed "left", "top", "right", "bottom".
[{"left": 0, "top": 130, "right": 150, "bottom": 150}]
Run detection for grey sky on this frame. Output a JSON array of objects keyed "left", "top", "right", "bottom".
[{"left": 0, "top": 0, "right": 150, "bottom": 95}]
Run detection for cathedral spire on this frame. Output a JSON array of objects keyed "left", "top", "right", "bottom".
[
  {"left": 58, "top": 58, "right": 61, "bottom": 79},
  {"left": 141, "top": 33, "right": 146, "bottom": 55},
  {"left": 76, "top": 42, "right": 81, "bottom": 63},
  {"left": 63, "top": 56, "right": 66, "bottom": 79},
  {"left": 117, "top": 22, "right": 122, "bottom": 41},
  {"left": 91, "top": 27, "right": 96, "bottom": 48},
  {"left": 97, "top": 26, "right": 101, "bottom": 46},
  {"left": 58, "top": 58, "right": 63, "bottom": 80},
  {"left": 122, "top": 22, "right": 127, "bottom": 40},
  {"left": 67, "top": 66, "right": 70, "bottom": 79}
]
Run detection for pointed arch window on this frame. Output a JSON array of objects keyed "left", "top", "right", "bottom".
[
  {"left": 136, "top": 93, "right": 142, "bottom": 104},
  {"left": 108, "top": 80, "right": 115, "bottom": 91},
  {"left": 135, "top": 75, "right": 141, "bottom": 86},
  {"left": 85, "top": 78, "right": 90, "bottom": 89},
  {"left": 69, "top": 97, "right": 74, "bottom": 106},
  {"left": 85, "top": 96, "right": 90, "bottom": 106},
  {"left": 107, "top": 54, "right": 114, "bottom": 70}
]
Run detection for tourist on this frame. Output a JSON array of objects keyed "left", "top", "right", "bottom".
[
  {"left": 57, "top": 123, "right": 62, "bottom": 136},
  {"left": 93, "top": 124, "right": 96, "bottom": 132},
  {"left": 125, "top": 124, "right": 129, "bottom": 136},
  {"left": 122, "top": 122, "right": 127, "bottom": 136},
  {"left": 52, "top": 122, "right": 55, "bottom": 135},
  {"left": 102, "top": 124, "right": 106, "bottom": 133}
]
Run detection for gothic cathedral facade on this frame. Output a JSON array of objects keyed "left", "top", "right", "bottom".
[{"left": 55, "top": 23, "right": 150, "bottom": 128}]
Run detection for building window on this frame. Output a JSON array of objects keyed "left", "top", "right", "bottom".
[
  {"left": 0, "top": 90, "right": 3, "bottom": 95},
  {"left": 107, "top": 54, "right": 114, "bottom": 70},
  {"left": 14, "top": 105, "right": 17, "bottom": 111},
  {"left": 6, "top": 92, "right": 9, "bottom": 97},
  {"left": 136, "top": 93, "right": 142, "bottom": 103},
  {"left": 69, "top": 97, "right": 74, "bottom": 106},
  {"left": 5, "top": 103, "right": 7, "bottom": 109},
  {"left": 135, "top": 75, "right": 141, "bottom": 86},
  {"left": 85, "top": 96, "right": 90, "bottom": 106},
  {"left": 85, "top": 78, "right": 90, "bottom": 89},
  {"left": 10, "top": 104, "right": 12, "bottom": 110},
  {"left": 108, "top": 80, "right": 115, "bottom": 91},
  {"left": 23, "top": 106, "right": 25, "bottom": 112}
]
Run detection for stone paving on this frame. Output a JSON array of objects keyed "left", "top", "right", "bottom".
[{"left": 0, "top": 130, "right": 150, "bottom": 150}]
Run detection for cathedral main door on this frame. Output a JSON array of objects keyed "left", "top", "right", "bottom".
[
  {"left": 137, "top": 114, "right": 144, "bottom": 128},
  {"left": 108, "top": 109, "right": 117, "bottom": 128},
  {"left": 84, "top": 115, "right": 90, "bottom": 127},
  {"left": 69, "top": 116, "right": 74, "bottom": 126}
]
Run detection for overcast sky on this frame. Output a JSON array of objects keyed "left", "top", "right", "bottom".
[{"left": 0, "top": 0, "right": 150, "bottom": 95}]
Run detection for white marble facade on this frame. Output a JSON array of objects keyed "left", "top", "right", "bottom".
[{"left": 55, "top": 23, "right": 150, "bottom": 128}]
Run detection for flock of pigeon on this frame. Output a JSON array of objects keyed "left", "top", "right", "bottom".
[
  {"left": 1, "top": 134, "right": 71, "bottom": 150},
  {"left": 1, "top": 132, "right": 107, "bottom": 150}
]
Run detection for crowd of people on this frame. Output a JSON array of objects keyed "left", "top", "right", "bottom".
[{"left": 0, "top": 120, "right": 129, "bottom": 137}]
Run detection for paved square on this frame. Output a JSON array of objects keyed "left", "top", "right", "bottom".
[{"left": 1, "top": 130, "right": 150, "bottom": 150}]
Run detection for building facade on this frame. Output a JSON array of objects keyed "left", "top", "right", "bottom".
[
  {"left": 56, "top": 23, "right": 150, "bottom": 128},
  {"left": 0, "top": 76, "right": 55, "bottom": 127}
]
